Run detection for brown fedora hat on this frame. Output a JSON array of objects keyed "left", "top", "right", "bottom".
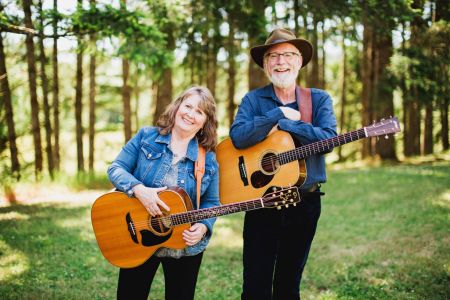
[{"left": 250, "top": 28, "right": 313, "bottom": 69}]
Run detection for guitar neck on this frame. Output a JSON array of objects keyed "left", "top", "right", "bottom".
[
  {"left": 279, "top": 128, "right": 367, "bottom": 164},
  {"left": 169, "top": 198, "right": 263, "bottom": 226}
]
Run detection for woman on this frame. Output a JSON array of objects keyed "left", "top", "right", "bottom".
[{"left": 107, "top": 86, "right": 219, "bottom": 300}]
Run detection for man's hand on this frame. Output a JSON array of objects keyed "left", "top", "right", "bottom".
[{"left": 280, "top": 107, "right": 301, "bottom": 120}]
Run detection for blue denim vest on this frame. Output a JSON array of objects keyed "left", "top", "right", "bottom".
[{"left": 107, "top": 126, "right": 220, "bottom": 256}]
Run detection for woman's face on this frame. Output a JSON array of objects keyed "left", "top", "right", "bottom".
[{"left": 174, "top": 94, "right": 207, "bottom": 136}]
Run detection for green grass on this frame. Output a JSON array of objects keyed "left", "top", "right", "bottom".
[{"left": 0, "top": 162, "right": 449, "bottom": 299}]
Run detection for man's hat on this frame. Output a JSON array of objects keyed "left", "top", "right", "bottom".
[{"left": 250, "top": 28, "right": 313, "bottom": 69}]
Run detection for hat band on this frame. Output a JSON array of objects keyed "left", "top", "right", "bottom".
[{"left": 269, "top": 38, "right": 290, "bottom": 44}]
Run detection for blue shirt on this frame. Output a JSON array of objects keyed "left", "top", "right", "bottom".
[
  {"left": 230, "top": 84, "right": 337, "bottom": 190},
  {"left": 107, "top": 126, "right": 220, "bottom": 256}
]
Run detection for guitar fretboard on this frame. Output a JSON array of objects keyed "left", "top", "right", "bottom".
[
  {"left": 167, "top": 199, "right": 264, "bottom": 226},
  {"left": 278, "top": 128, "right": 367, "bottom": 165}
]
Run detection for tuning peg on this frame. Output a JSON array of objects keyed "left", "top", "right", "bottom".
[
  {"left": 381, "top": 118, "right": 385, "bottom": 121},
  {"left": 277, "top": 206, "right": 281, "bottom": 210},
  {"left": 293, "top": 203, "right": 297, "bottom": 207},
  {"left": 385, "top": 135, "right": 389, "bottom": 139},
  {"left": 285, "top": 204, "right": 289, "bottom": 208},
  {"left": 377, "top": 136, "right": 379, "bottom": 141}
]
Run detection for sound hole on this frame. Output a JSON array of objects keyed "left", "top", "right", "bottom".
[
  {"left": 149, "top": 215, "right": 172, "bottom": 235},
  {"left": 260, "top": 152, "right": 279, "bottom": 174}
]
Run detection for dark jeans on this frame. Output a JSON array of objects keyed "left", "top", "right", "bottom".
[
  {"left": 117, "top": 252, "right": 204, "bottom": 300},
  {"left": 241, "top": 192, "right": 322, "bottom": 300}
]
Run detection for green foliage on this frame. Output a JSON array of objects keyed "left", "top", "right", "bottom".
[
  {"left": 71, "top": 4, "right": 171, "bottom": 70},
  {"left": 0, "top": 163, "right": 449, "bottom": 299}
]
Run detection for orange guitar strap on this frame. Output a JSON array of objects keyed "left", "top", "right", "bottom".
[
  {"left": 295, "top": 86, "right": 312, "bottom": 123},
  {"left": 194, "top": 146, "right": 206, "bottom": 209}
]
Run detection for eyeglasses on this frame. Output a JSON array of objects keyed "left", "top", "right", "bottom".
[{"left": 265, "top": 51, "right": 301, "bottom": 62}]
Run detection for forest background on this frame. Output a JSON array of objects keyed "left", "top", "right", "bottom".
[
  {"left": 0, "top": 0, "right": 449, "bottom": 183},
  {"left": 0, "top": 0, "right": 449, "bottom": 299}
]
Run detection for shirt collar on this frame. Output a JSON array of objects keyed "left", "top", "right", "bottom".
[{"left": 254, "top": 83, "right": 285, "bottom": 105}]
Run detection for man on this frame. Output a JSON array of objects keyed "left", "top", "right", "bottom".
[{"left": 230, "top": 28, "right": 337, "bottom": 300}]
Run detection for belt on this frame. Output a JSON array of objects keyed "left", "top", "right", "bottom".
[{"left": 306, "top": 183, "right": 320, "bottom": 192}]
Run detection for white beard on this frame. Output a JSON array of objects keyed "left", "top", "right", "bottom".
[{"left": 266, "top": 67, "right": 300, "bottom": 89}]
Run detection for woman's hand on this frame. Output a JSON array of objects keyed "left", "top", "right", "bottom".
[
  {"left": 183, "top": 223, "right": 208, "bottom": 246},
  {"left": 132, "top": 184, "right": 170, "bottom": 216}
]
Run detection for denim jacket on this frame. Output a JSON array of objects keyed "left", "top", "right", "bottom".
[
  {"left": 107, "top": 126, "right": 220, "bottom": 256},
  {"left": 230, "top": 84, "right": 337, "bottom": 190}
]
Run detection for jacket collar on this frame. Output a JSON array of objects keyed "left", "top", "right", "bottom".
[{"left": 155, "top": 131, "right": 199, "bottom": 162}]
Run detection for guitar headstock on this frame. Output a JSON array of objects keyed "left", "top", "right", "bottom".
[
  {"left": 365, "top": 117, "right": 401, "bottom": 138},
  {"left": 262, "top": 186, "right": 301, "bottom": 210}
]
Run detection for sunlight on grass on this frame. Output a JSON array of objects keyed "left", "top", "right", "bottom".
[
  {"left": 0, "top": 211, "right": 29, "bottom": 221},
  {"left": 0, "top": 240, "right": 29, "bottom": 281},
  {"left": 432, "top": 190, "right": 450, "bottom": 209},
  {"left": 209, "top": 218, "right": 243, "bottom": 248}
]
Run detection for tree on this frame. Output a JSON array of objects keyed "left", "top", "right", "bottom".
[
  {"left": 88, "top": 0, "right": 97, "bottom": 172},
  {"left": 0, "top": 33, "right": 20, "bottom": 179},
  {"left": 74, "top": 0, "right": 85, "bottom": 172},
  {"left": 37, "top": 0, "right": 54, "bottom": 178},
  {"left": 23, "top": 0, "right": 43, "bottom": 177}
]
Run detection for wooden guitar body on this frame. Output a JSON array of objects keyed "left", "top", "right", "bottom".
[
  {"left": 217, "top": 131, "right": 306, "bottom": 205},
  {"left": 91, "top": 187, "right": 192, "bottom": 268}
]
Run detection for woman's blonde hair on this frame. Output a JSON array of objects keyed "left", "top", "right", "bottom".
[{"left": 157, "top": 86, "right": 218, "bottom": 152}]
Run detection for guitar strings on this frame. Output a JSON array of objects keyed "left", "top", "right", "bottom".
[
  {"left": 257, "top": 129, "right": 365, "bottom": 169},
  {"left": 129, "top": 188, "right": 293, "bottom": 230}
]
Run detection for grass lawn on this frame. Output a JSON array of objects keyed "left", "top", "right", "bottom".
[{"left": 0, "top": 161, "right": 449, "bottom": 299}]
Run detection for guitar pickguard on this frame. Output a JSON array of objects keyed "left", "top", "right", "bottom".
[
  {"left": 140, "top": 230, "right": 172, "bottom": 246},
  {"left": 250, "top": 171, "right": 274, "bottom": 188}
]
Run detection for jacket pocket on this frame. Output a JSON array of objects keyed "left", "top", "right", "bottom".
[{"left": 139, "top": 143, "right": 162, "bottom": 180}]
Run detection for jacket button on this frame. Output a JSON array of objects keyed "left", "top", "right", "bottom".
[
  {"left": 180, "top": 180, "right": 185, "bottom": 183},
  {"left": 147, "top": 153, "right": 152, "bottom": 158}
]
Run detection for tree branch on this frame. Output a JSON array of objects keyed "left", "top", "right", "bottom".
[{"left": 0, "top": 23, "right": 37, "bottom": 35}]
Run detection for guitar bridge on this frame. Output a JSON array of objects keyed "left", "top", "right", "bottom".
[
  {"left": 238, "top": 156, "right": 249, "bottom": 186},
  {"left": 126, "top": 212, "right": 138, "bottom": 244}
]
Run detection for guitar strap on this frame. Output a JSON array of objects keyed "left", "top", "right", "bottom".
[
  {"left": 194, "top": 145, "right": 206, "bottom": 209},
  {"left": 295, "top": 86, "right": 312, "bottom": 123}
]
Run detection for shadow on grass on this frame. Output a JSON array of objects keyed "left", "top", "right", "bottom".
[{"left": 0, "top": 202, "right": 117, "bottom": 299}]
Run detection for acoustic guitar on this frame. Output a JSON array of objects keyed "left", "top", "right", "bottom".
[
  {"left": 91, "top": 186, "right": 299, "bottom": 268},
  {"left": 217, "top": 117, "right": 401, "bottom": 204}
]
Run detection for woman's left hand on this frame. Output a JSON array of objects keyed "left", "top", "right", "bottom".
[{"left": 182, "top": 223, "right": 208, "bottom": 246}]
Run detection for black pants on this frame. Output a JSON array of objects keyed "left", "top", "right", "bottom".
[
  {"left": 241, "top": 192, "right": 322, "bottom": 300},
  {"left": 117, "top": 252, "right": 204, "bottom": 300}
]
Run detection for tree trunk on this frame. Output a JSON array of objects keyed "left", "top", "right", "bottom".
[
  {"left": 75, "top": 9, "right": 84, "bottom": 172},
  {"left": 338, "top": 33, "right": 347, "bottom": 161},
  {"left": 423, "top": 102, "right": 433, "bottom": 154},
  {"left": 227, "top": 16, "right": 237, "bottom": 128},
  {"left": 52, "top": 0, "right": 60, "bottom": 171},
  {"left": 122, "top": 59, "right": 132, "bottom": 142},
  {"left": 23, "top": 0, "right": 43, "bottom": 177},
  {"left": 247, "top": 0, "right": 268, "bottom": 90},
  {"left": 308, "top": 16, "right": 319, "bottom": 87},
  {"left": 321, "top": 21, "right": 326, "bottom": 90},
  {"left": 361, "top": 20, "right": 374, "bottom": 158},
  {"left": 0, "top": 34, "right": 20, "bottom": 179},
  {"left": 374, "top": 33, "right": 397, "bottom": 160},
  {"left": 407, "top": 0, "right": 425, "bottom": 156},
  {"left": 440, "top": 65, "right": 449, "bottom": 150},
  {"left": 153, "top": 28, "right": 174, "bottom": 123},
  {"left": 38, "top": 0, "right": 54, "bottom": 179},
  {"left": 88, "top": 37, "right": 96, "bottom": 172}
]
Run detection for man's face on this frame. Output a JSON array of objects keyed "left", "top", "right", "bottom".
[{"left": 263, "top": 43, "right": 302, "bottom": 89}]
